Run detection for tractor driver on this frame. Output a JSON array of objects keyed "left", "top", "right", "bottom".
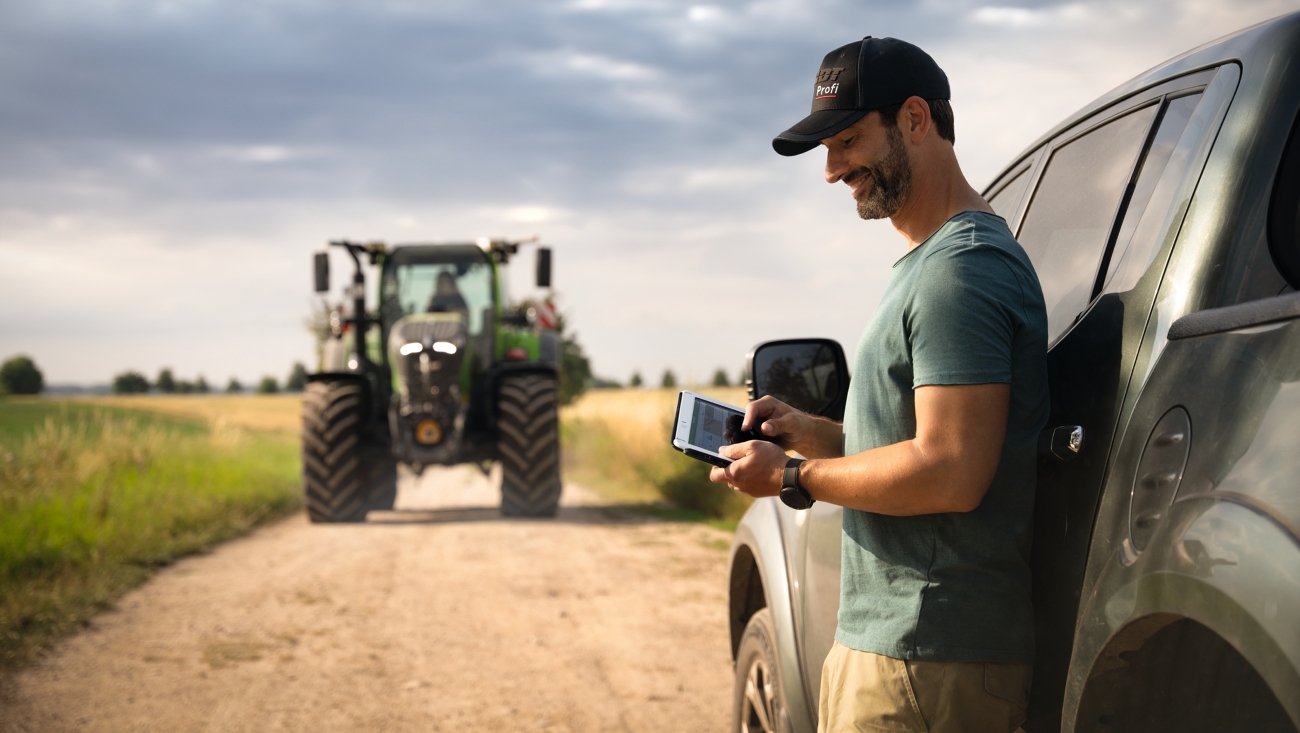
[
  {"left": 426, "top": 271, "right": 469, "bottom": 315},
  {"left": 711, "top": 37, "right": 1049, "bottom": 733}
]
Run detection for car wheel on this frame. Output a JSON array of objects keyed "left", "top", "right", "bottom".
[{"left": 734, "top": 608, "right": 790, "bottom": 733}]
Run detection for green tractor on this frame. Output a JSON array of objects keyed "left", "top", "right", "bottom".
[{"left": 303, "top": 237, "right": 562, "bottom": 522}]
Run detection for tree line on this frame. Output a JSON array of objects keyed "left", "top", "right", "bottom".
[
  {"left": 610, "top": 367, "right": 745, "bottom": 390},
  {"left": 111, "top": 363, "right": 309, "bottom": 395}
]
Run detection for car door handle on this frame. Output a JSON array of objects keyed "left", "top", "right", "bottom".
[{"left": 1039, "top": 425, "right": 1084, "bottom": 463}]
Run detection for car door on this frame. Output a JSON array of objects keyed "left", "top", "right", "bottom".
[
  {"left": 1000, "top": 66, "right": 1240, "bottom": 732},
  {"left": 743, "top": 339, "right": 851, "bottom": 718}
]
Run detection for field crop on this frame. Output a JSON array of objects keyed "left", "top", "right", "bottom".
[
  {"left": 0, "top": 398, "right": 299, "bottom": 670},
  {"left": 89, "top": 394, "right": 302, "bottom": 433},
  {"left": 560, "top": 387, "right": 753, "bottom": 524}
]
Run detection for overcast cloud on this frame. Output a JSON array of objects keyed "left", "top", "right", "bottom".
[{"left": 1, "top": 0, "right": 1295, "bottom": 386}]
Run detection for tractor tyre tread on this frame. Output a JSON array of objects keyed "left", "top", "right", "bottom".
[
  {"left": 301, "top": 380, "right": 397, "bottom": 523},
  {"left": 497, "top": 372, "right": 562, "bottom": 518}
]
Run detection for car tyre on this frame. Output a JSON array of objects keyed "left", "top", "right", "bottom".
[{"left": 734, "top": 608, "right": 791, "bottom": 733}]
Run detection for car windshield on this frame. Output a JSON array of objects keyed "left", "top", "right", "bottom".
[{"left": 381, "top": 247, "right": 493, "bottom": 336}]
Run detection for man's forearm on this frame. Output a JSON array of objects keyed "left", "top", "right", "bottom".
[
  {"left": 792, "top": 415, "right": 845, "bottom": 459},
  {"left": 800, "top": 437, "right": 994, "bottom": 515}
]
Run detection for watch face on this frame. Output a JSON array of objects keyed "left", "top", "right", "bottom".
[{"left": 779, "top": 485, "right": 814, "bottom": 510}]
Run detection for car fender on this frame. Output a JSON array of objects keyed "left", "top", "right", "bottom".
[
  {"left": 731, "top": 497, "right": 815, "bottom": 732},
  {"left": 1067, "top": 495, "right": 1300, "bottom": 731}
]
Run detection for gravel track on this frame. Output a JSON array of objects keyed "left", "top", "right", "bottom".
[{"left": 0, "top": 467, "right": 735, "bottom": 732}]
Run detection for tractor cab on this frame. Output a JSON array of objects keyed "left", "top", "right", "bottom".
[{"left": 380, "top": 245, "right": 496, "bottom": 467}]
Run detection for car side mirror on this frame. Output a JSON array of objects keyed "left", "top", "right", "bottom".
[
  {"left": 747, "top": 338, "right": 849, "bottom": 421},
  {"left": 313, "top": 252, "right": 330, "bottom": 293},
  {"left": 536, "top": 247, "right": 552, "bottom": 289}
]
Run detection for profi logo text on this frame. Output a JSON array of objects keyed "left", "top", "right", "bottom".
[
  {"left": 814, "top": 67, "right": 844, "bottom": 99},
  {"left": 814, "top": 82, "right": 840, "bottom": 99}
]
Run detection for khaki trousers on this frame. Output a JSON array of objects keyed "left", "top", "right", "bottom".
[{"left": 818, "top": 642, "right": 1031, "bottom": 733}]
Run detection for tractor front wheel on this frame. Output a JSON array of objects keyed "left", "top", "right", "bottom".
[
  {"left": 497, "top": 372, "right": 562, "bottom": 517},
  {"left": 301, "top": 379, "right": 397, "bottom": 522}
]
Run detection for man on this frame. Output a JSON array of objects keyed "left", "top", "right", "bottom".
[
  {"left": 427, "top": 271, "right": 469, "bottom": 314},
  {"left": 712, "top": 37, "right": 1049, "bottom": 732}
]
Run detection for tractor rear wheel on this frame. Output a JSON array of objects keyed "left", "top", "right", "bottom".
[
  {"left": 301, "top": 379, "right": 397, "bottom": 523},
  {"left": 497, "top": 372, "right": 562, "bottom": 517}
]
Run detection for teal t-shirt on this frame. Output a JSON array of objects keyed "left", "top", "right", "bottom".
[{"left": 837, "top": 210, "right": 1048, "bottom": 664}]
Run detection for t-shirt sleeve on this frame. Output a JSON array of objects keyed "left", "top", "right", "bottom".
[{"left": 907, "top": 246, "right": 1019, "bottom": 387}]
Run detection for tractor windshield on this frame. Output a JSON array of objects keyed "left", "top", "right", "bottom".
[{"left": 380, "top": 246, "right": 494, "bottom": 336}]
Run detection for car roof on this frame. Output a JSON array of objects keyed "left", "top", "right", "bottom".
[{"left": 986, "top": 11, "right": 1300, "bottom": 190}]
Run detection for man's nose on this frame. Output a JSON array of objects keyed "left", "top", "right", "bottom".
[{"left": 824, "top": 147, "right": 848, "bottom": 184}]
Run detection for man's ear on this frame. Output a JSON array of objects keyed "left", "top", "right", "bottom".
[{"left": 900, "top": 96, "right": 932, "bottom": 145}]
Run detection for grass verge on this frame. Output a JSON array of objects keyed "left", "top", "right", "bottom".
[
  {"left": 561, "top": 388, "right": 753, "bottom": 528},
  {"left": 0, "top": 398, "right": 300, "bottom": 671}
]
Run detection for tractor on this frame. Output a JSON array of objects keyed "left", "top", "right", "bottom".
[{"left": 303, "top": 237, "right": 562, "bottom": 521}]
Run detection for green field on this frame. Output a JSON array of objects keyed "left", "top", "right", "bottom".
[{"left": 0, "top": 398, "right": 300, "bottom": 670}]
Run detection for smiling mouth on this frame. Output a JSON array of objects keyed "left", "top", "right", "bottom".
[{"left": 845, "top": 169, "right": 873, "bottom": 198}]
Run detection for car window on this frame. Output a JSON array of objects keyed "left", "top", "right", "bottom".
[
  {"left": 1268, "top": 101, "right": 1300, "bottom": 289},
  {"left": 988, "top": 167, "right": 1031, "bottom": 222},
  {"left": 1017, "top": 104, "right": 1159, "bottom": 343},
  {"left": 1102, "top": 93, "right": 1204, "bottom": 295}
]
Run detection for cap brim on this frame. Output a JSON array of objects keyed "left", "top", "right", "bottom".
[{"left": 772, "top": 108, "right": 869, "bottom": 156}]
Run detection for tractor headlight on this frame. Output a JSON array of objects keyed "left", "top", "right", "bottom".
[{"left": 399, "top": 342, "right": 423, "bottom": 356}]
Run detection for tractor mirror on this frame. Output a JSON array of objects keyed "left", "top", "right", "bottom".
[
  {"left": 536, "top": 247, "right": 552, "bottom": 289},
  {"left": 747, "top": 338, "right": 849, "bottom": 421},
  {"left": 313, "top": 252, "right": 330, "bottom": 293}
]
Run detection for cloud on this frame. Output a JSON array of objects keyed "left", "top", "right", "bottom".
[
  {"left": 0, "top": 0, "right": 1294, "bottom": 383},
  {"left": 686, "top": 5, "right": 726, "bottom": 23},
  {"left": 507, "top": 206, "right": 562, "bottom": 223},
  {"left": 970, "top": 3, "right": 1088, "bottom": 28},
  {"left": 220, "top": 145, "right": 296, "bottom": 163},
  {"left": 536, "top": 48, "right": 662, "bottom": 81}
]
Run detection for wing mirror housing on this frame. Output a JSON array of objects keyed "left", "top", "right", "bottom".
[
  {"left": 313, "top": 252, "right": 330, "bottom": 293},
  {"left": 746, "top": 338, "right": 849, "bottom": 421},
  {"left": 536, "top": 247, "right": 552, "bottom": 288}
]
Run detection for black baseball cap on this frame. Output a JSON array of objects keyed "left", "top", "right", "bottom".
[{"left": 772, "top": 37, "right": 950, "bottom": 156}]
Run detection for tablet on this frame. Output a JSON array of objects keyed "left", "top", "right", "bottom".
[{"left": 671, "top": 390, "right": 750, "bottom": 468}]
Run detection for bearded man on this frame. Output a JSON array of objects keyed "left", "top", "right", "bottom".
[{"left": 711, "top": 37, "right": 1050, "bottom": 733}]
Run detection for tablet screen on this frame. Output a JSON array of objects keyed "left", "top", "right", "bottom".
[{"left": 689, "top": 399, "right": 745, "bottom": 454}]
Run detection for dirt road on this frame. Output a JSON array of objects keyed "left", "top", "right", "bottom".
[{"left": 0, "top": 468, "right": 736, "bottom": 732}]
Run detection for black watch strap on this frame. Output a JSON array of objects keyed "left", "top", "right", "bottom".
[{"left": 779, "top": 457, "right": 814, "bottom": 510}]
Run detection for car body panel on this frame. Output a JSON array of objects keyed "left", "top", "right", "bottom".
[
  {"left": 1065, "top": 311, "right": 1300, "bottom": 730},
  {"left": 1018, "top": 64, "right": 1237, "bottom": 729},
  {"left": 796, "top": 499, "right": 842, "bottom": 707},
  {"left": 731, "top": 498, "right": 815, "bottom": 730}
]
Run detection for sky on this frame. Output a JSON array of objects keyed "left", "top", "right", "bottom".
[{"left": 2, "top": 0, "right": 1296, "bottom": 387}]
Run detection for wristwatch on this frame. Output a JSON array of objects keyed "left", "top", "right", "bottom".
[{"left": 779, "top": 457, "right": 814, "bottom": 510}]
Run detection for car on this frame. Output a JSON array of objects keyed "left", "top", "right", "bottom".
[{"left": 728, "top": 13, "right": 1300, "bottom": 733}]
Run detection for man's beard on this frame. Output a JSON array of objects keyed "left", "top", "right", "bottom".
[{"left": 850, "top": 124, "right": 912, "bottom": 220}]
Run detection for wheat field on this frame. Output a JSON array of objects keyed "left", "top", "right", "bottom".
[
  {"left": 560, "top": 387, "right": 751, "bottom": 519},
  {"left": 85, "top": 394, "right": 302, "bottom": 434}
]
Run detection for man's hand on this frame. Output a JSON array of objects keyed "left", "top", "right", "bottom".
[
  {"left": 743, "top": 396, "right": 844, "bottom": 459},
  {"left": 709, "top": 439, "right": 789, "bottom": 498}
]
